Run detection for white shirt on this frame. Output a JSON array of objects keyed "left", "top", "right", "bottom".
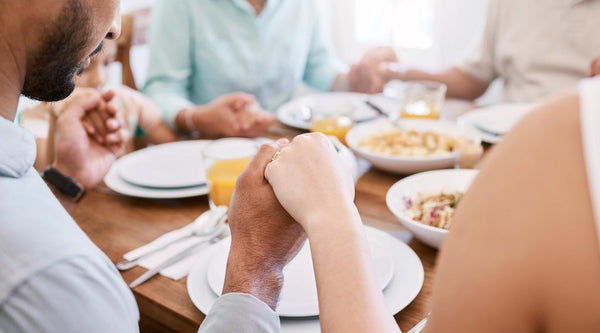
[
  {"left": 579, "top": 77, "right": 600, "bottom": 251},
  {"left": 458, "top": 0, "right": 600, "bottom": 103},
  {"left": 0, "top": 117, "right": 139, "bottom": 332}
]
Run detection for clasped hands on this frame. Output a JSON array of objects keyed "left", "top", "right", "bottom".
[
  {"left": 223, "top": 133, "right": 357, "bottom": 310},
  {"left": 51, "top": 87, "right": 125, "bottom": 190},
  {"left": 185, "top": 92, "right": 276, "bottom": 138}
]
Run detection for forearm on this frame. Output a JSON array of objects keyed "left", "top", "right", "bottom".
[
  {"left": 222, "top": 246, "right": 285, "bottom": 310},
  {"left": 306, "top": 208, "right": 400, "bottom": 333},
  {"left": 330, "top": 73, "right": 350, "bottom": 91},
  {"left": 395, "top": 66, "right": 489, "bottom": 101}
]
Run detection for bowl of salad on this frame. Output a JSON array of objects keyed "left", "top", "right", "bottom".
[{"left": 386, "top": 169, "right": 478, "bottom": 248}]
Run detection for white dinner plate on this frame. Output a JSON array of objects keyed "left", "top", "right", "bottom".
[
  {"left": 277, "top": 92, "right": 400, "bottom": 130},
  {"left": 104, "top": 162, "right": 209, "bottom": 199},
  {"left": 187, "top": 226, "right": 424, "bottom": 332},
  {"left": 457, "top": 103, "right": 536, "bottom": 144},
  {"left": 346, "top": 118, "right": 481, "bottom": 174},
  {"left": 117, "top": 141, "right": 209, "bottom": 189},
  {"left": 205, "top": 235, "right": 394, "bottom": 317}
]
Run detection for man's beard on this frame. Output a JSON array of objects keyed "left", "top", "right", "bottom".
[{"left": 21, "top": 0, "right": 94, "bottom": 102}]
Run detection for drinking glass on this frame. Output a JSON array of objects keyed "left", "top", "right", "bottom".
[
  {"left": 384, "top": 80, "right": 447, "bottom": 120},
  {"left": 203, "top": 138, "right": 258, "bottom": 209},
  {"left": 309, "top": 100, "right": 355, "bottom": 145}
]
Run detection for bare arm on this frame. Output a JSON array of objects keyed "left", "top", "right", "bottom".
[
  {"left": 266, "top": 134, "right": 400, "bottom": 333},
  {"left": 425, "top": 94, "right": 600, "bottom": 332},
  {"left": 385, "top": 66, "right": 490, "bottom": 100}
]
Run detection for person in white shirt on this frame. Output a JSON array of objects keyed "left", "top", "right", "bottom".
[{"left": 381, "top": 0, "right": 600, "bottom": 103}]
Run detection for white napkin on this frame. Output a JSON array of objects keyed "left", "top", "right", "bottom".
[{"left": 123, "top": 211, "right": 229, "bottom": 280}]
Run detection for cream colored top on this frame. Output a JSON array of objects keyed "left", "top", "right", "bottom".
[
  {"left": 579, "top": 77, "right": 600, "bottom": 249},
  {"left": 458, "top": 0, "right": 600, "bottom": 103}
]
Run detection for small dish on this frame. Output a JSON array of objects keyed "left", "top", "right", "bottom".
[{"left": 386, "top": 169, "right": 478, "bottom": 248}]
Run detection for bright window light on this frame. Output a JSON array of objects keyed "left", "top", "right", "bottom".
[{"left": 354, "top": 0, "right": 434, "bottom": 49}]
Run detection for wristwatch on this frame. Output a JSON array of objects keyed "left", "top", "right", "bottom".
[{"left": 41, "top": 166, "right": 86, "bottom": 202}]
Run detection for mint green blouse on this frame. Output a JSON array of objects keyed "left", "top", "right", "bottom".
[{"left": 144, "top": 0, "right": 343, "bottom": 127}]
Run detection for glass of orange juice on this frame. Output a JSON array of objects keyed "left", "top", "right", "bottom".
[
  {"left": 309, "top": 100, "right": 355, "bottom": 145},
  {"left": 384, "top": 80, "right": 447, "bottom": 120},
  {"left": 203, "top": 138, "right": 258, "bottom": 209}
]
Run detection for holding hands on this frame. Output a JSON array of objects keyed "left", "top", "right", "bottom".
[
  {"left": 51, "top": 87, "right": 124, "bottom": 190},
  {"left": 224, "top": 139, "right": 307, "bottom": 309},
  {"left": 265, "top": 133, "right": 358, "bottom": 234}
]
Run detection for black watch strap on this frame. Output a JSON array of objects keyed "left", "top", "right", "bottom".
[{"left": 42, "top": 166, "right": 86, "bottom": 202}]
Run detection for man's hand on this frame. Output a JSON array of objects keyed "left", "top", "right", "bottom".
[
  {"left": 188, "top": 93, "right": 276, "bottom": 138},
  {"left": 51, "top": 88, "right": 123, "bottom": 190},
  {"left": 589, "top": 55, "right": 600, "bottom": 77},
  {"left": 265, "top": 133, "right": 357, "bottom": 234},
  {"left": 349, "top": 47, "right": 399, "bottom": 94},
  {"left": 223, "top": 139, "right": 307, "bottom": 310}
]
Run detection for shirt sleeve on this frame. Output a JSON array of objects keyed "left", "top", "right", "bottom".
[
  {"left": 456, "top": 0, "right": 501, "bottom": 84},
  {"left": 198, "top": 293, "right": 281, "bottom": 333},
  {"left": 302, "top": 1, "right": 346, "bottom": 92},
  {"left": 143, "top": 0, "right": 195, "bottom": 129},
  {"left": 0, "top": 255, "right": 139, "bottom": 333}
]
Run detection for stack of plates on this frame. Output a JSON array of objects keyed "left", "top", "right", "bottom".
[
  {"left": 187, "top": 226, "right": 424, "bottom": 332},
  {"left": 457, "top": 103, "right": 536, "bottom": 144},
  {"left": 104, "top": 141, "right": 210, "bottom": 199}
]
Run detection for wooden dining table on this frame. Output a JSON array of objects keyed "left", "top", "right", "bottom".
[{"left": 70, "top": 99, "right": 480, "bottom": 333}]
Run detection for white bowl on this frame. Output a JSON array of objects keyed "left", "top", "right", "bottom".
[
  {"left": 385, "top": 169, "right": 478, "bottom": 249},
  {"left": 346, "top": 119, "right": 481, "bottom": 174}
]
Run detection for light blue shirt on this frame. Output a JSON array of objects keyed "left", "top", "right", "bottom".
[
  {"left": 0, "top": 117, "right": 139, "bottom": 332},
  {"left": 144, "top": 0, "right": 344, "bottom": 127},
  {"left": 199, "top": 293, "right": 280, "bottom": 332}
]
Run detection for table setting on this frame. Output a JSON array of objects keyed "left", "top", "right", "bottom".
[{"left": 74, "top": 82, "right": 527, "bottom": 331}]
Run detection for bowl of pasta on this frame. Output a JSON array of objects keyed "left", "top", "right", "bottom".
[
  {"left": 345, "top": 119, "right": 481, "bottom": 174},
  {"left": 385, "top": 169, "right": 478, "bottom": 248}
]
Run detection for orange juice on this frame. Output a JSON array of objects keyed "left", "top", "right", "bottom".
[
  {"left": 205, "top": 158, "right": 251, "bottom": 207},
  {"left": 400, "top": 100, "right": 441, "bottom": 119},
  {"left": 310, "top": 116, "right": 354, "bottom": 145}
]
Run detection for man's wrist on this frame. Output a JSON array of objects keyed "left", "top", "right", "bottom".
[
  {"left": 42, "top": 165, "right": 86, "bottom": 201},
  {"left": 222, "top": 247, "right": 285, "bottom": 310}
]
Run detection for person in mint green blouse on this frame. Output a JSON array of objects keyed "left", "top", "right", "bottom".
[{"left": 144, "top": 0, "right": 395, "bottom": 138}]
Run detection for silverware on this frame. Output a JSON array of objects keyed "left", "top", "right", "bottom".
[
  {"left": 365, "top": 100, "right": 388, "bottom": 118},
  {"left": 129, "top": 224, "right": 230, "bottom": 288},
  {"left": 300, "top": 105, "right": 313, "bottom": 122},
  {"left": 117, "top": 207, "right": 227, "bottom": 271}
]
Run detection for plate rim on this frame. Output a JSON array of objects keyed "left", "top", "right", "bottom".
[
  {"left": 116, "top": 140, "right": 211, "bottom": 189},
  {"left": 187, "top": 226, "right": 424, "bottom": 321},
  {"left": 456, "top": 103, "right": 536, "bottom": 144},
  {"left": 277, "top": 92, "right": 386, "bottom": 130},
  {"left": 104, "top": 162, "right": 209, "bottom": 199}
]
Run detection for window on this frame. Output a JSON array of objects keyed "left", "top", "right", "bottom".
[{"left": 354, "top": 0, "right": 434, "bottom": 50}]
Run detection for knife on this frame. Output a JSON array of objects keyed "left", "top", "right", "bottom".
[
  {"left": 129, "top": 224, "right": 230, "bottom": 288},
  {"left": 117, "top": 207, "right": 227, "bottom": 271}
]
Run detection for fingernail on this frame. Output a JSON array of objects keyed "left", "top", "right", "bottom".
[
  {"left": 107, "top": 118, "right": 119, "bottom": 129},
  {"left": 276, "top": 138, "right": 289, "bottom": 146}
]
